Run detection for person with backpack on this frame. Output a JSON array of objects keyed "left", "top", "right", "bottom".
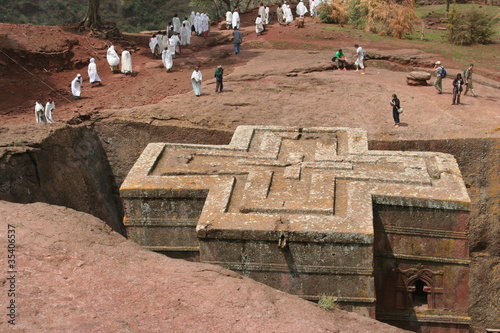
[
  {"left": 354, "top": 44, "right": 366, "bottom": 74},
  {"left": 452, "top": 73, "right": 464, "bottom": 105},
  {"left": 433, "top": 61, "right": 446, "bottom": 94}
]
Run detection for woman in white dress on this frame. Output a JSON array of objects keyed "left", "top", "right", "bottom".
[{"left": 87, "top": 58, "right": 102, "bottom": 87}]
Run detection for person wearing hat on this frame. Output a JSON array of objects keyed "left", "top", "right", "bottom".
[
  {"left": 433, "top": 61, "right": 444, "bottom": 94},
  {"left": 45, "top": 98, "right": 55, "bottom": 123},
  {"left": 214, "top": 65, "right": 224, "bottom": 93},
  {"left": 71, "top": 74, "right": 83, "bottom": 99}
]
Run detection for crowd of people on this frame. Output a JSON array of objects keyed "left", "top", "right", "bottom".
[{"left": 34, "top": 2, "right": 480, "bottom": 128}]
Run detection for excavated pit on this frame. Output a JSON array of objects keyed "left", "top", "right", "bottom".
[{"left": 0, "top": 123, "right": 498, "bottom": 332}]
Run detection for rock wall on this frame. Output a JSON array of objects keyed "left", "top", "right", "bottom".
[
  {"left": 93, "top": 119, "right": 233, "bottom": 186},
  {"left": 0, "top": 124, "right": 124, "bottom": 234},
  {"left": 369, "top": 138, "right": 500, "bottom": 333}
]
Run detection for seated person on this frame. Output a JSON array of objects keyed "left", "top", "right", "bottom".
[{"left": 335, "top": 49, "right": 347, "bottom": 70}]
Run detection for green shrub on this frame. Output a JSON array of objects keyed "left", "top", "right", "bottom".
[
  {"left": 445, "top": 7, "right": 496, "bottom": 45},
  {"left": 318, "top": 295, "right": 339, "bottom": 311},
  {"left": 347, "top": 0, "right": 367, "bottom": 28}
]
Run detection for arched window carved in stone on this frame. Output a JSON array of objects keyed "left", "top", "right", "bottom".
[{"left": 397, "top": 264, "right": 443, "bottom": 310}]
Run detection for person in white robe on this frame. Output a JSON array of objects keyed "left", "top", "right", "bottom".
[
  {"left": 182, "top": 17, "right": 191, "bottom": 32},
  {"left": 265, "top": 5, "right": 270, "bottom": 24},
  {"left": 87, "top": 58, "right": 102, "bottom": 87},
  {"left": 255, "top": 15, "right": 264, "bottom": 34},
  {"left": 172, "top": 14, "right": 181, "bottom": 33},
  {"left": 310, "top": 0, "right": 321, "bottom": 16},
  {"left": 189, "top": 11, "right": 195, "bottom": 26},
  {"left": 167, "top": 36, "right": 177, "bottom": 59},
  {"left": 232, "top": 9, "right": 240, "bottom": 29},
  {"left": 162, "top": 47, "right": 173, "bottom": 72},
  {"left": 35, "top": 99, "right": 45, "bottom": 123},
  {"left": 180, "top": 23, "right": 191, "bottom": 46},
  {"left": 194, "top": 13, "right": 202, "bottom": 35},
  {"left": 156, "top": 33, "right": 166, "bottom": 55},
  {"left": 71, "top": 74, "right": 83, "bottom": 99},
  {"left": 191, "top": 67, "right": 202, "bottom": 96},
  {"left": 296, "top": 1, "right": 308, "bottom": 17},
  {"left": 45, "top": 98, "right": 55, "bottom": 123},
  {"left": 284, "top": 4, "right": 294, "bottom": 24},
  {"left": 106, "top": 45, "right": 120, "bottom": 72},
  {"left": 225, "top": 11, "right": 233, "bottom": 29},
  {"left": 149, "top": 34, "right": 158, "bottom": 56},
  {"left": 201, "top": 13, "right": 210, "bottom": 37},
  {"left": 121, "top": 48, "right": 133, "bottom": 74},
  {"left": 258, "top": 4, "right": 266, "bottom": 26},
  {"left": 170, "top": 33, "right": 180, "bottom": 54}
]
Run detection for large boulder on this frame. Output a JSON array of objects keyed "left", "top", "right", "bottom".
[{"left": 406, "top": 71, "right": 431, "bottom": 86}]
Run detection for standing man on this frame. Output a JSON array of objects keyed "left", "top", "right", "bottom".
[
  {"left": 433, "top": 61, "right": 444, "bottom": 94},
  {"left": 464, "top": 63, "right": 478, "bottom": 97},
  {"left": 214, "top": 65, "right": 224, "bottom": 93},
  {"left": 45, "top": 98, "right": 55, "bottom": 123},
  {"left": 232, "top": 27, "right": 242, "bottom": 55},
  {"left": 71, "top": 74, "right": 83, "bottom": 99},
  {"left": 35, "top": 99, "right": 45, "bottom": 123},
  {"left": 232, "top": 8, "right": 240, "bottom": 29},
  {"left": 191, "top": 67, "right": 203, "bottom": 97},
  {"left": 354, "top": 44, "right": 365, "bottom": 74}
]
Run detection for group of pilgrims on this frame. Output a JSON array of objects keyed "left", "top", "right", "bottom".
[
  {"left": 38, "top": 2, "right": 332, "bottom": 122},
  {"left": 148, "top": 12, "right": 211, "bottom": 72},
  {"left": 252, "top": 0, "right": 325, "bottom": 34}
]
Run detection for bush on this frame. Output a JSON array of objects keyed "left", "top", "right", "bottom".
[
  {"left": 347, "top": 0, "right": 367, "bottom": 28},
  {"left": 445, "top": 7, "right": 496, "bottom": 45},
  {"left": 318, "top": 0, "right": 349, "bottom": 26}
]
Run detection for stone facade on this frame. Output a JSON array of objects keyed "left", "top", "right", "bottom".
[{"left": 120, "top": 126, "right": 471, "bottom": 331}]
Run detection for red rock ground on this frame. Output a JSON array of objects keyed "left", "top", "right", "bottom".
[{"left": 0, "top": 201, "right": 408, "bottom": 332}]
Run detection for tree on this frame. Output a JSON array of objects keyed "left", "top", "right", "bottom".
[{"left": 80, "top": 0, "right": 102, "bottom": 30}]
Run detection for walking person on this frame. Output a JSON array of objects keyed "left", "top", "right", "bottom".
[
  {"left": 35, "top": 99, "right": 45, "bottom": 123},
  {"left": 191, "top": 67, "right": 203, "bottom": 97},
  {"left": 214, "top": 65, "right": 224, "bottom": 93},
  {"left": 87, "top": 58, "right": 102, "bottom": 87},
  {"left": 71, "top": 74, "right": 83, "bottom": 99},
  {"left": 354, "top": 44, "right": 365, "bottom": 74},
  {"left": 452, "top": 73, "right": 464, "bottom": 105},
  {"left": 106, "top": 45, "right": 120, "bottom": 73},
  {"left": 433, "top": 61, "right": 444, "bottom": 94},
  {"left": 464, "top": 63, "right": 478, "bottom": 97},
  {"left": 232, "top": 27, "right": 242, "bottom": 54},
  {"left": 390, "top": 94, "right": 401, "bottom": 128},
  {"left": 121, "top": 48, "right": 133, "bottom": 74}
]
